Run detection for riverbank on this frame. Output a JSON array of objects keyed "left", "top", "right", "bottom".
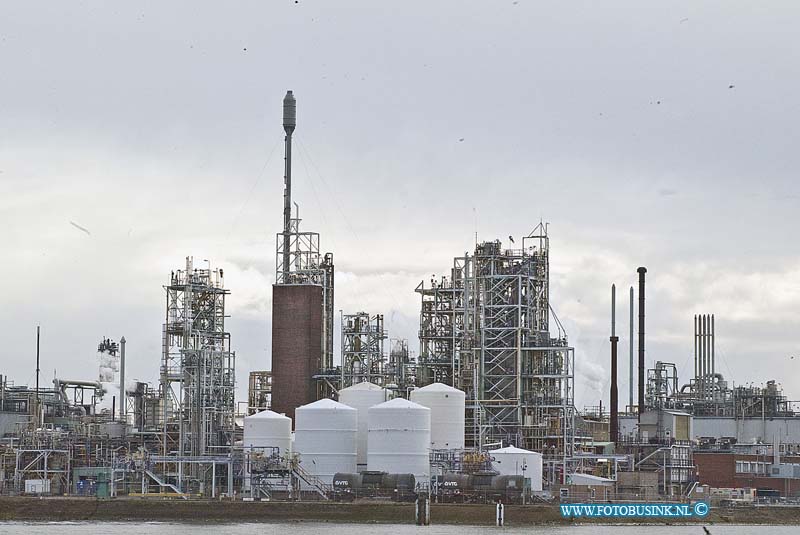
[{"left": 1, "top": 497, "right": 800, "bottom": 525}]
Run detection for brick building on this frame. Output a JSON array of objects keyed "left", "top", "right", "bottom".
[{"left": 694, "top": 452, "right": 800, "bottom": 497}]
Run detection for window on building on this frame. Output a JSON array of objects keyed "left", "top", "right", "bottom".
[{"left": 736, "top": 461, "right": 749, "bottom": 473}]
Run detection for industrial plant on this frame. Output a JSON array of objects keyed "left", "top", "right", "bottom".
[{"left": 3, "top": 90, "right": 800, "bottom": 509}]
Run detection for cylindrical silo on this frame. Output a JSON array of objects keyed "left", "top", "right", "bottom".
[
  {"left": 243, "top": 410, "right": 292, "bottom": 455},
  {"left": 243, "top": 409, "right": 292, "bottom": 494},
  {"left": 489, "top": 445, "right": 543, "bottom": 492},
  {"left": 368, "top": 398, "right": 430, "bottom": 482},
  {"left": 410, "top": 382, "right": 465, "bottom": 450},
  {"left": 338, "top": 381, "right": 387, "bottom": 469},
  {"left": 293, "top": 399, "right": 357, "bottom": 485}
]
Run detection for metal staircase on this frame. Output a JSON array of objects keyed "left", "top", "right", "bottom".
[
  {"left": 144, "top": 469, "right": 188, "bottom": 499},
  {"left": 292, "top": 464, "right": 331, "bottom": 500}
]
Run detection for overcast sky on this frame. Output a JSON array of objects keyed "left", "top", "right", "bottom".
[{"left": 2, "top": 1, "right": 799, "bottom": 410}]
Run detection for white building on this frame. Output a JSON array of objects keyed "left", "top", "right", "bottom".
[{"left": 489, "top": 445, "right": 543, "bottom": 492}]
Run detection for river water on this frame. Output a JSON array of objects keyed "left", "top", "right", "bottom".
[{"left": 0, "top": 523, "right": 792, "bottom": 534}]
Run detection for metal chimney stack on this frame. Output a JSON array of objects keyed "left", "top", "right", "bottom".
[
  {"left": 282, "top": 90, "right": 297, "bottom": 277},
  {"left": 637, "top": 267, "right": 647, "bottom": 419},
  {"left": 702, "top": 315, "right": 707, "bottom": 399},
  {"left": 711, "top": 314, "right": 715, "bottom": 398},
  {"left": 629, "top": 286, "right": 634, "bottom": 412},
  {"left": 610, "top": 284, "right": 619, "bottom": 443},
  {"left": 694, "top": 313, "right": 716, "bottom": 401},
  {"left": 120, "top": 336, "right": 126, "bottom": 422}
]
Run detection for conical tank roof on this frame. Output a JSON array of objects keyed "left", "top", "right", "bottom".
[
  {"left": 414, "top": 382, "right": 464, "bottom": 394},
  {"left": 246, "top": 409, "right": 290, "bottom": 420},
  {"left": 490, "top": 445, "right": 540, "bottom": 454},
  {"left": 371, "top": 397, "right": 429, "bottom": 411},
  {"left": 298, "top": 398, "right": 356, "bottom": 411},
  {"left": 339, "top": 381, "right": 384, "bottom": 392}
]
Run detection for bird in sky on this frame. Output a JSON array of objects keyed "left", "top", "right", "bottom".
[{"left": 69, "top": 221, "right": 91, "bottom": 236}]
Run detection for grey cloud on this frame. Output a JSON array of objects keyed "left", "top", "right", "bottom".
[{"left": 2, "top": 1, "right": 800, "bottom": 408}]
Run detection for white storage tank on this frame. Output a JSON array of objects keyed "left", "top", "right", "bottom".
[
  {"left": 338, "top": 381, "right": 387, "bottom": 469},
  {"left": 368, "top": 398, "right": 431, "bottom": 482},
  {"left": 243, "top": 409, "right": 292, "bottom": 455},
  {"left": 489, "top": 445, "right": 543, "bottom": 492},
  {"left": 410, "top": 382, "right": 465, "bottom": 450},
  {"left": 293, "top": 398, "right": 357, "bottom": 485}
]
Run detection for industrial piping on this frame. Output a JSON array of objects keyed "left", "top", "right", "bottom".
[
  {"left": 637, "top": 267, "right": 647, "bottom": 419},
  {"left": 610, "top": 284, "right": 619, "bottom": 443}
]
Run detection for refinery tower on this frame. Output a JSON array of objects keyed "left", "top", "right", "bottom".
[{"left": 270, "top": 91, "right": 335, "bottom": 422}]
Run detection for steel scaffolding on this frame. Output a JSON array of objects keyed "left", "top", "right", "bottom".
[
  {"left": 275, "top": 210, "right": 335, "bottom": 396},
  {"left": 415, "top": 272, "right": 464, "bottom": 387},
  {"left": 340, "top": 312, "right": 387, "bottom": 388},
  {"left": 386, "top": 338, "right": 416, "bottom": 395},
  {"left": 247, "top": 371, "right": 272, "bottom": 415},
  {"left": 416, "top": 224, "right": 575, "bottom": 461},
  {"left": 160, "top": 257, "right": 236, "bottom": 459}
]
